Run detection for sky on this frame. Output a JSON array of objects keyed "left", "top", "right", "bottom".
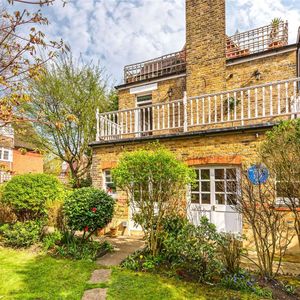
[{"left": 5, "top": 0, "right": 300, "bottom": 85}]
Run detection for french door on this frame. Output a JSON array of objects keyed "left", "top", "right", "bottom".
[
  {"left": 188, "top": 166, "right": 242, "bottom": 233},
  {"left": 134, "top": 95, "right": 153, "bottom": 136}
]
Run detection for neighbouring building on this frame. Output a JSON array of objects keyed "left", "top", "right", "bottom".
[
  {"left": 90, "top": 0, "right": 300, "bottom": 253},
  {"left": 0, "top": 124, "right": 43, "bottom": 183}
]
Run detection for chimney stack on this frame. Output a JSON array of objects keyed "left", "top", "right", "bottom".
[{"left": 186, "top": 0, "right": 226, "bottom": 97}]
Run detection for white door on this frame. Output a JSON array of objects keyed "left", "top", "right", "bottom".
[
  {"left": 188, "top": 167, "right": 242, "bottom": 234},
  {"left": 128, "top": 202, "right": 143, "bottom": 232}
]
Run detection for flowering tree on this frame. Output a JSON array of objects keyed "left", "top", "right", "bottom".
[{"left": 0, "top": 0, "right": 67, "bottom": 125}]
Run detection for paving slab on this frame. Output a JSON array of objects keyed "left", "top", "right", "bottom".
[
  {"left": 88, "top": 269, "right": 112, "bottom": 284},
  {"left": 97, "top": 236, "right": 145, "bottom": 266},
  {"left": 82, "top": 288, "right": 107, "bottom": 300}
]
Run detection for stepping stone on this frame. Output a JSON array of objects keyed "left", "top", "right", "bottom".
[
  {"left": 88, "top": 269, "right": 112, "bottom": 284},
  {"left": 82, "top": 288, "right": 107, "bottom": 300}
]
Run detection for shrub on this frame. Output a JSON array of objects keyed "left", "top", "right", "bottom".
[
  {"left": 45, "top": 230, "right": 113, "bottom": 260},
  {"left": 218, "top": 233, "right": 244, "bottom": 274},
  {"left": 42, "top": 230, "right": 63, "bottom": 250},
  {"left": 1, "top": 174, "right": 64, "bottom": 221},
  {"left": 46, "top": 199, "right": 66, "bottom": 230},
  {"left": 122, "top": 251, "right": 163, "bottom": 272},
  {"left": 113, "top": 144, "right": 195, "bottom": 256},
  {"left": 63, "top": 187, "right": 115, "bottom": 239},
  {"left": 161, "top": 215, "right": 223, "bottom": 282},
  {"left": 0, "top": 220, "right": 43, "bottom": 248}
]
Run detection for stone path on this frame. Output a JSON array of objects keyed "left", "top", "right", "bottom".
[
  {"left": 82, "top": 236, "right": 144, "bottom": 300},
  {"left": 96, "top": 236, "right": 145, "bottom": 267}
]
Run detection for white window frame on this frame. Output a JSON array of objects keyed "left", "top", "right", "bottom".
[
  {"left": 103, "top": 169, "right": 117, "bottom": 198},
  {"left": 0, "top": 147, "right": 13, "bottom": 162},
  {"left": 191, "top": 166, "right": 240, "bottom": 206}
]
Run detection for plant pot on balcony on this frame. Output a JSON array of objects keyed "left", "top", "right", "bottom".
[{"left": 268, "top": 40, "right": 284, "bottom": 49}]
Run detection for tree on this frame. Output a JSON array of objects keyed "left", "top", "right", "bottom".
[
  {"left": 112, "top": 144, "right": 195, "bottom": 256},
  {"left": 260, "top": 119, "right": 300, "bottom": 247},
  {"left": 0, "top": 0, "right": 67, "bottom": 126},
  {"left": 232, "top": 170, "right": 294, "bottom": 279},
  {"left": 24, "top": 54, "right": 114, "bottom": 187}
]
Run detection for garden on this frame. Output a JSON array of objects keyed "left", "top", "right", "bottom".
[{"left": 1, "top": 121, "right": 300, "bottom": 300}]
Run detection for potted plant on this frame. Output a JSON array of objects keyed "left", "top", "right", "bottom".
[
  {"left": 109, "top": 220, "right": 118, "bottom": 237},
  {"left": 269, "top": 18, "right": 284, "bottom": 49}
]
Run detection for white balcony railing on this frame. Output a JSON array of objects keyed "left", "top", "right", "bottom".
[
  {"left": 226, "top": 21, "right": 288, "bottom": 59},
  {"left": 96, "top": 78, "right": 300, "bottom": 142}
]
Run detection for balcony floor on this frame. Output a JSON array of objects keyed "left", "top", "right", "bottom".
[{"left": 90, "top": 122, "right": 276, "bottom": 147}]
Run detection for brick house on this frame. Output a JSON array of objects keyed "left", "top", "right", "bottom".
[
  {"left": 90, "top": 0, "right": 300, "bottom": 240},
  {"left": 0, "top": 124, "right": 43, "bottom": 183}
]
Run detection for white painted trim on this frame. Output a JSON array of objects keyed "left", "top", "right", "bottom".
[
  {"left": 130, "top": 83, "right": 157, "bottom": 95},
  {"left": 0, "top": 147, "right": 13, "bottom": 163},
  {"left": 117, "top": 73, "right": 186, "bottom": 91},
  {"left": 226, "top": 46, "right": 297, "bottom": 66}
]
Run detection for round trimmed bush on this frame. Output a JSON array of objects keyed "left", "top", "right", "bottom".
[
  {"left": 1, "top": 174, "right": 64, "bottom": 221},
  {"left": 64, "top": 187, "right": 115, "bottom": 234}
]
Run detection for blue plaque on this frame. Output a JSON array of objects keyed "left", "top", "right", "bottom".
[{"left": 247, "top": 164, "right": 269, "bottom": 185}]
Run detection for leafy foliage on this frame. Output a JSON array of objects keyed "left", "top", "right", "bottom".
[
  {"left": 220, "top": 271, "right": 272, "bottom": 297},
  {"left": 1, "top": 174, "right": 64, "bottom": 221},
  {"left": 1, "top": 1, "right": 66, "bottom": 124},
  {"left": 161, "top": 215, "right": 223, "bottom": 282},
  {"left": 24, "top": 54, "right": 115, "bottom": 187},
  {"left": 43, "top": 230, "right": 113, "bottom": 260},
  {"left": 113, "top": 144, "right": 195, "bottom": 255},
  {"left": 63, "top": 187, "right": 115, "bottom": 239},
  {"left": 0, "top": 220, "right": 43, "bottom": 248},
  {"left": 122, "top": 251, "right": 163, "bottom": 272}
]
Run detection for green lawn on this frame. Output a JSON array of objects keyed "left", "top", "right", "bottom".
[
  {"left": 0, "top": 247, "right": 96, "bottom": 300},
  {"left": 0, "top": 248, "right": 265, "bottom": 300},
  {"left": 107, "top": 269, "right": 262, "bottom": 300}
]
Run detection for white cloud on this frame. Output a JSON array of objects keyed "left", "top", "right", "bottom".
[{"left": 7, "top": 0, "right": 300, "bottom": 84}]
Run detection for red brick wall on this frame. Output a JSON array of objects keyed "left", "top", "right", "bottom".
[{"left": 12, "top": 149, "right": 43, "bottom": 175}]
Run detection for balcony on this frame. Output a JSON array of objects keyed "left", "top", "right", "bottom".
[
  {"left": 124, "top": 50, "right": 186, "bottom": 84},
  {"left": 96, "top": 78, "right": 300, "bottom": 142},
  {"left": 123, "top": 21, "right": 289, "bottom": 84},
  {"left": 226, "top": 21, "right": 288, "bottom": 59}
]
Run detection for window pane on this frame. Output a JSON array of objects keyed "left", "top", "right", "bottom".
[
  {"left": 201, "top": 181, "right": 210, "bottom": 192},
  {"left": 0, "top": 149, "right": 2, "bottom": 159},
  {"left": 227, "top": 181, "right": 237, "bottom": 193},
  {"left": 227, "top": 194, "right": 237, "bottom": 206},
  {"left": 191, "top": 193, "right": 200, "bottom": 204},
  {"left": 137, "top": 95, "right": 152, "bottom": 103},
  {"left": 216, "top": 194, "right": 225, "bottom": 205},
  {"left": 226, "top": 168, "right": 237, "bottom": 180},
  {"left": 3, "top": 151, "right": 9, "bottom": 160},
  {"left": 191, "top": 181, "right": 199, "bottom": 192},
  {"left": 215, "top": 181, "right": 225, "bottom": 192},
  {"left": 201, "top": 169, "right": 210, "bottom": 180},
  {"left": 215, "top": 169, "right": 225, "bottom": 180},
  {"left": 195, "top": 169, "right": 199, "bottom": 180},
  {"left": 201, "top": 193, "right": 211, "bottom": 204}
]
